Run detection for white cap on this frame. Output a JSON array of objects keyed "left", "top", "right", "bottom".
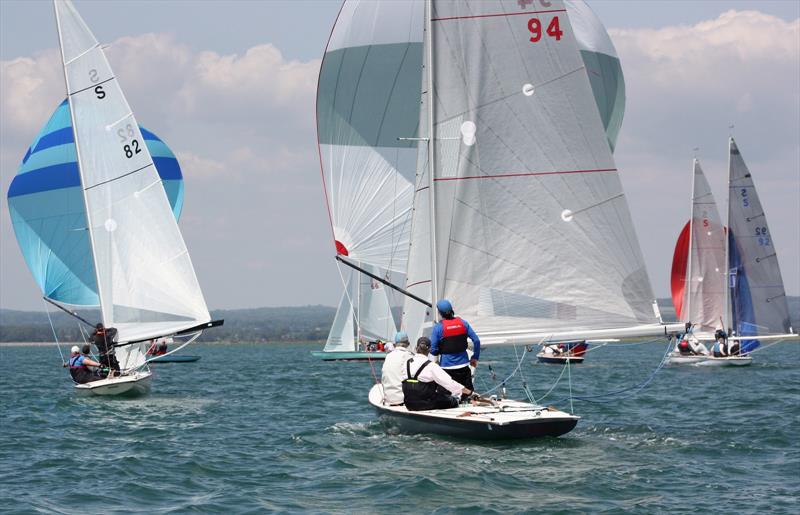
[{"left": 70, "top": 345, "right": 80, "bottom": 354}]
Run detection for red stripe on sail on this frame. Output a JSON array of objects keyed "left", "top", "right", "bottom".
[{"left": 671, "top": 221, "right": 690, "bottom": 320}]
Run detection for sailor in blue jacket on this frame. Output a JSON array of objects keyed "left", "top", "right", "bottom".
[{"left": 430, "top": 299, "right": 480, "bottom": 392}]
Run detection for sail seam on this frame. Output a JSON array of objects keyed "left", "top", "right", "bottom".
[
  {"left": 434, "top": 168, "right": 616, "bottom": 181},
  {"left": 84, "top": 162, "right": 154, "bottom": 190},
  {"left": 432, "top": 9, "right": 566, "bottom": 22},
  {"left": 64, "top": 43, "right": 100, "bottom": 65},
  {"left": 69, "top": 76, "right": 114, "bottom": 96}
]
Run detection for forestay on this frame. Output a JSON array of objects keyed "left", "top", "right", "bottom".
[
  {"left": 671, "top": 160, "right": 725, "bottom": 335},
  {"left": 8, "top": 99, "right": 184, "bottom": 307},
  {"left": 424, "top": 0, "right": 658, "bottom": 343},
  {"left": 726, "top": 138, "right": 792, "bottom": 348},
  {"left": 54, "top": 0, "right": 210, "bottom": 343}
]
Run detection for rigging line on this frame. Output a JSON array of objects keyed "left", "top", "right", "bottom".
[
  {"left": 554, "top": 339, "right": 673, "bottom": 405},
  {"left": 43, "top": 300, "right": 66, "bottom": 364},
  {"left": 43, "top": 297, "right": 94, "bottom": 328},
  {"left": 481, "top": 335, "right": 549, "bottom": 396},
  {"left": 335, "top": 261, "right": 361, "bottom": 336},
  {"left": 68, "top": 76, "right": 114, "bottom": 96},
  {"left": 83, "top": 162, "right": 154, "bottom": 191}
]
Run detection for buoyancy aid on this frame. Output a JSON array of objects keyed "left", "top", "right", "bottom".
[
  {"left": 402, "top": 359, "right": 438, "bottom": 411},
  {"left": 68, "top": 355, "right": 94, "bottom": 384},
  {"left": 438, "top": 317, "right": 468, "bottom": 355}
]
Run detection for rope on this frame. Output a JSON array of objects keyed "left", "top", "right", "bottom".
[
  {"left": 551, "top": 338, "right": 673, "bottom": 405},
  {"left": 43, "top": 301, "right": 66, "bottom": 363}
]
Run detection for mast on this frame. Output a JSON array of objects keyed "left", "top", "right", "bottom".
[
  {"left": 52, "top": 0, "right": 105, "bottom": 327},
  {"left": 722, "top": 137, "right": 733, "bottom": 334},
  {"left": 425, "top": 0, "right": 439, "bottom": 321},
  {"left": 685, "top": 158, "right": 696, "bottom": 325}
]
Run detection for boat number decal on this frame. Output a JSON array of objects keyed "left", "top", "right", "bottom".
[
  {"left": 755, "top": 226, "right": 770, "bottom": 246},
  {"left": 740, "top": 188, "right": 749, "bottom": 207},
  {"left": 518, "top": 0, "right": 552, "bottom": 8},
  {"left": 94, "top": 86, "right": 106, "bottom": 99},
  {"left": 528, "top": 16, "right": 563, "bottom": 43},
  {"left": 123, "top": 139, "right": 141, "bottom": 159},
  {"left": 89, "top": 69, "right": 99, "bottom": 83},
  {"left": 118, "top": 123, "right": 135, "bottom": 143}
]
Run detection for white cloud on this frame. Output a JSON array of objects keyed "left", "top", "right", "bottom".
[{"left": 608, "top": 10, "right": 800, "bottom": 297}]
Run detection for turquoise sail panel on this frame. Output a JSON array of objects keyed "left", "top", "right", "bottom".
[{"left": 7, "top": 99, "right": 184, "bottom": 306}]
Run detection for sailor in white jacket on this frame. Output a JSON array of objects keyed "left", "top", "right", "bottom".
[{"left": 381, "top": 332, "right": 414, "bottom": 405}]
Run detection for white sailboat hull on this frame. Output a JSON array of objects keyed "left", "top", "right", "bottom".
[
  {"left": 368, "top": 384, "right": 578, "bottom": 440},
  {"left": 74, "top": 370, "right": 152, "bottom": 396},
  {"left": 665, "top": 354, "right": 752, "bottom": 367}
]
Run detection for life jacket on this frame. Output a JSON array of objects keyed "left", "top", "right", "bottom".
[
  {"left": 677, "top": 340, "right": 691, "bottom": 354},
  {"left": 438, "top": 317, "right": 468, "bottom": 355},
  {"left": 402, "top": 359, "right": 438, "bottom": 411}
]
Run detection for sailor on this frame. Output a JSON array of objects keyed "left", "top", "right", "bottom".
[
  {"left": 380, "top": 331, "right": 414, "bottom": 405},
  {"left": 430, "top": 299, "right": 480, "bottom": 393},
  {"left": 64, "top": 345, "right": 103, "bottom": 384},
  {"left": 402, "top": 337, "right": 475, "bottom": 411},
  {"left": 676, "top": 336, "right": 692, "bottom": 355},
  {"left": 92, "top": 323, "right": 120, "bottom": 374},
  {"left": 384, "top": 339, "right": 395, "bottom": 353},
  {"left": 713, "top": 329, "right": 728, "bottom": 357}
]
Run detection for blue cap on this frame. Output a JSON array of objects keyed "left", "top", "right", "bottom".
[
  {"left": 436, "top": 299, "right": 453, "bottom": 314},
  {"left": 394, "top": 331, "right": 409, "bottom": 343}
]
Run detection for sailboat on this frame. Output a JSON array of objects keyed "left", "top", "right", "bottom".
[
  {"left": 666, "top": 159, "right": 727, "bottom": 365},
  {"left": 365, "top": 0, "right": 683, "bottom": 439},
  {"left": 668, "top": 140, "right": 795, "bottom": 366},
  {"left": 7, "top": 0, "right": 221, "bottom": 395},
  {"left": 718, "top": 138, "right": 795, "bottom": 363}
]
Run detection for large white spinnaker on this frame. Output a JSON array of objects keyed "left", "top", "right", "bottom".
[
  {"left": 318, "top": 0, "right": 424, "bottom": 347},
  {"left": 412, "top": 0, "right": 681, "bottom": 345},
  {"left": 726, "top": 138, "right": 793, "bottom": 350},
  {"left": 55, "top": 0, "right": 210, "bottom": 353},
  {"left": 565, "top": 0, "right": 625, "bottom": 152}
]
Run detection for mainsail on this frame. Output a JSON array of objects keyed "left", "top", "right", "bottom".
[
  {"left": 8, "top": 100, "right": 184, "bottom": 307},
  {"left": 405, "top": 0, "right": 678, "bottom": 345},
  {"left": 726, "top": 138, "right": 792, "bottom": 349},
  {"left": 670, "top": 159, "right": 726, "bottom": 335},
  {"left": 51, "top": 0, "right": 210, "bottom": 345}
]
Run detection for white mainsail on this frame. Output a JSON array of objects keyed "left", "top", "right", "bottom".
[
  {"left": 726, "top": 138, "right": 792, "bottom": 346},
  {"left": 405, "top": 0, "right": 681, "bottom": 345},
  {"left": 55, "top": 0, "right": 210, "bottom": 349},
  {"left": 682, "top": 159, "right": 726, "bottom": 335}
]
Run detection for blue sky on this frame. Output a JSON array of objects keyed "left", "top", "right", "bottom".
[{"left": 1, "top": 0, "right": 798, "bottom": 311}]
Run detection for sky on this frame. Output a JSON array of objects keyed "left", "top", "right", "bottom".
[{"left": 1, "top": 0, "right": 798, "bottom": 312}]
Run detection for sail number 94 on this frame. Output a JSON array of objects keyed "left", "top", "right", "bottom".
[{"left": 528, "top": 16, "right": 563, "bottom": 43}]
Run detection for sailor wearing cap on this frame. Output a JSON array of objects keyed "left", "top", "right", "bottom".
[
  {"left": 430, "top": 299, "right": 480, "bottom": 394},
  {"left": 380, "top": 331, "right": 415, "bottom": 405},
  {"left": 64, "top": 345, "right": 103, "bottom": 384}
]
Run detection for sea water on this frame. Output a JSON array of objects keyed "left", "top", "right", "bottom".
[{"left": 0, "top": 341, "right": 797, "bottom": 513}]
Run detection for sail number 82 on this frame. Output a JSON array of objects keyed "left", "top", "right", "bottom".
[{"left": 528, "top": 16, "right": 563, "bottom": 43}]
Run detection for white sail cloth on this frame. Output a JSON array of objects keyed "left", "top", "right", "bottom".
[
  {"left": 682, "top": 160, "right": 726, "bottom": 334},
  {"left": 55, "top": 0, "right": 210, "bottom": 346},
  {"left": 404, "top": 0, "right": 662, "bottom": 344},
  {"left": 726, "top": 138, "right": 791, "bottom": 336}
]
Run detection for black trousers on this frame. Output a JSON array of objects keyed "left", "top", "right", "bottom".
[{"left": 444, "top": 365, "right": 473, "bottom": 391}]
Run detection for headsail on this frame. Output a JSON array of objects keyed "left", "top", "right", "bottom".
[
  {"left": 8, "top": 99, "right": 184, "bottom": 307},
  {"left": 670, "top": 160, "right": 725, "bottom": 335},
  {"left": 53, "top": 0, "right": 210, "bottom": 343},
  {"left": 416, "top": 0, "right": 670, "bottom": 344},
  {"left": 726, "top": 138, "right": 792, "bottom": 349}
]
